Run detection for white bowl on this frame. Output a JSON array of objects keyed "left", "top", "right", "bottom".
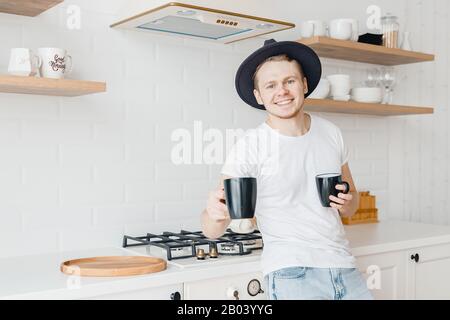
[
  {"left": 309, "top": 78, "right": 330, "bottom": 99},
  {"left": 327, "top": 74, "right": 351, "bottom": 83},
  {"left": 327, "top": 74, "right": 351, "bottom": 96},
  {"left": 331, "top": 87, "right": 351, "bottom": 96},
  {"left": 351, "top": 87, "right": 382, "bottom": 103},
  {"left": 332, "top": 95, "right": 351, "bottom": 101}
]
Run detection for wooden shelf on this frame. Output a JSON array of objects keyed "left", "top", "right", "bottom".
[
  {"left": 298, "top": 36, "right": 434, "bottom": 66},
  {"left": 0, "top": 0, "right": 63, "bottom": 17},
  {"left": 0, "top": 75, "right": 106, "bottom": 97},
  {"left": 304, "top": 98, "right": 433, "bottom": 116}
]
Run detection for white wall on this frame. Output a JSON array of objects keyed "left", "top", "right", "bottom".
[
  {"left": 388, "top": 0, "right": 449, "bottom": 225},
  {"left": 0, "top": 0, "right": 444, "bottom": 258}
]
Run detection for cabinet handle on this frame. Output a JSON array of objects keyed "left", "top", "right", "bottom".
[
  {"left": 170, "top": 291, "right": 181, "bottom": 300},
  {"left": 410, "top": 253, "right": 420, "bottom": 263},
  {"left": 227, "top": 287, "right": 240, "bottom": 300}
]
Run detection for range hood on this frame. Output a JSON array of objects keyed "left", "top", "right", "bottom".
[{"left": 110, "top": 2, "right": 295, "bottom": 44}]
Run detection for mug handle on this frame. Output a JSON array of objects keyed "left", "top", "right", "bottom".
[
  {"left": 31, "top": 54, "right": 42, "bottom": 77},
  {"left": 220, "top": 187, "right": 227, "bottom": 204},
  {"left": 65, "top": 55, "right": 73, "bottom": 75},
  {"left": 33, "top": 55, "right": 42, "bottom": 68},
  {"left": 341, "top": 181, "right": 350, "bottom": 194}
]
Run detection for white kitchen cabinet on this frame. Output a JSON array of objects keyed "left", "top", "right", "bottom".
[
  {"left": 354, "top": 242, "right": 450, "bottom": 300},
  {"left": 406, "top": 243, "right": 450, "bottom": 299},
  {"left": 88, "top": 284, "right": 183, "bottom": 300},
  {"left": 355, "top": 251, "right": 407, "bottom": 300},
  {"left": 184, "top": 272, "right": 267, "bottom": 300}
]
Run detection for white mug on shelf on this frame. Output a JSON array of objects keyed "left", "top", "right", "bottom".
[
  {"left": 8, "top": 48, "right": 42, "bottom": 77},
  {"left": 327, "top": 74, "right": 351, "bottom": 97},
  {"left": 301, "top": 20, "right": 328, "bottom": 38},
  {"left": 340, "top": 18, "right": 359, "bottom": 41},
  {"left": 38, "top": 48, "right": 73, "bottom": 79},
  {"left": 329, "top": 19, "right": 353, "bottom": 40},
  {"left": 300, "top": 21, "right": 315, "bottom": 38},
  {"left": 308, "top": 78, "right": 330, "bottom": 99}
]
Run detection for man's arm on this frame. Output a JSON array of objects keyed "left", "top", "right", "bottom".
[{"left": 329, "top": 163, "right": 359, "bottom": 217}]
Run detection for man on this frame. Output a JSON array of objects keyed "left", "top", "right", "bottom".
[{"left": 201, "top": 39, "right": 373, "bottom": 300}]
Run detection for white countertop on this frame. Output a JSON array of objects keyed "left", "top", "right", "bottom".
[
  {"left": 2, "top": 220, "right": 450, "bottom": 300},
  {"left": 345, "top": 220, "right": 450, "bottom": 255}
]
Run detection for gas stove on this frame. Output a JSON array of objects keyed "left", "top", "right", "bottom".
[{"left": 122, "top": 229, "right": 263, "bottom": 268}]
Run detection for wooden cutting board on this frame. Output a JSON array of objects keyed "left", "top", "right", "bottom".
[{"left": 60, "top": 256, "right": 167, "bottom": 277}]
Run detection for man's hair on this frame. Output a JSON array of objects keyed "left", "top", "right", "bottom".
[{"left": 252, "top": 54, "right": 305, "bottom": 90}]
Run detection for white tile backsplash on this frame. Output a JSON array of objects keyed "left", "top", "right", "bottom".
[
  {"left": 93, "top": 164, "right": 154, "bottom": 183},
  {"left": 22, "top": 207, "right": 93, "bottom": 231},
  {"left": 23, "top": 165, "right": 93, "bottom": 184},
  {"left": 59, "top": 182, "right": 124, "bottom": 206},
  {"left": 155, "top": 201, "right": 205, "bottom": 222},
  {"left": 125, "top": 182, "right": 183, "bottom": 204},
  {"left": 0, "top": 0, "right": 447, "bottom": 258},
  {"left": 94, "top": 205, "right": 154, "bottom": 227}
]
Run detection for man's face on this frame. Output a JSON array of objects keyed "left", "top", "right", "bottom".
[{"left": 253, "top": 60, "right": 308, "bottom": 119}]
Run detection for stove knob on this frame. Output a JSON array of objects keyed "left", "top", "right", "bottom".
[
  {"left": 196, "top": 248, "right": 206, "bottom": 260},
  {"left": 209, "top": 247, "right": 218, "bottom": 258},
  {"left": 227, "top": 287, "right": 240, "bottom": 300}
]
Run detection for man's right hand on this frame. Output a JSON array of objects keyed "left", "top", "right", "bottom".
[{"left": 205, "top": 187, "right": 230, "bottom": 222}]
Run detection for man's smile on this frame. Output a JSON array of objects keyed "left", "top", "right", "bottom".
[{"left": 275, "top": 98, "right": 294, "bottom": 106}]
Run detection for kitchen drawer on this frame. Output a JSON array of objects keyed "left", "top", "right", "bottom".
[{"left": 184, "top": 272, "right": 267, "bottom": 300}]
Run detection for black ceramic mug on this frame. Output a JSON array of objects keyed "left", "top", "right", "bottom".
[
  {"left": 223, "top": 177, "right": 257, "bottom": 219},
  {"left": 315, "top": 173, "right": 350, "bottom": 207}
]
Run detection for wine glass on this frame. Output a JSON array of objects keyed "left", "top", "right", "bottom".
[
  {"left": 380, "top": 67, "right": 396, "bottom": 104},
  {"left": 365, "top": 67, "right": 382, "bottom": 88}
]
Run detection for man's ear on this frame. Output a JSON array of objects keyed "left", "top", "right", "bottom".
[
  {"left": 253, "top": 89, "right": 263, "bottom": 105},
  {"left": 303, "top": 77, "right": 309, "bottom": 95}
]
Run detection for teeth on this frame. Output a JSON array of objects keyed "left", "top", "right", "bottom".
[{"left": 276, "top": 100, "right": 293, "bottom": 105}]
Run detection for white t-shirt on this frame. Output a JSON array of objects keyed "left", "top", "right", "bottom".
[{"left": 221, "top": 114, "right": 356, "bottom": 276}]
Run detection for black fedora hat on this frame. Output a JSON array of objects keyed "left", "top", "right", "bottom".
[{"left": 235, "top": 39, "right": 322, "bottom": 110}]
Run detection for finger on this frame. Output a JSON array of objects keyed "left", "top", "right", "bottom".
[
  {"left": 215, "top": 189, "right": 225, "bottom": 199},
  {"left": 338, "top": 193, "right": 352, "bottom": 201},
  {"left": 214, "top": 202, "right": 228, "bottom": 212},
  {"left": 209, "top": 209, "right": 228, "bottom": 220},
  {"left": 208, "top": 199, "right": 227, "bottom": 212},
  {"left": 330, "top": 202, "right": 343, "bottom": 210},
  {"left": 329, "top": 195, "right": 345, "bottom": 205},
  {"left": 335, "top": 184, "right": 347, "bottom": 191}
]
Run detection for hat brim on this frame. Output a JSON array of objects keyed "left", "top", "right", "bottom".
[{"left": 235, "top": 41, "right": 322, "bottom": 110}]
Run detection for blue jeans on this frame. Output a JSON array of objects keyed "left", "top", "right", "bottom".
[{"left": 265, "top": 267, "right": 373, "bottom": 300}]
